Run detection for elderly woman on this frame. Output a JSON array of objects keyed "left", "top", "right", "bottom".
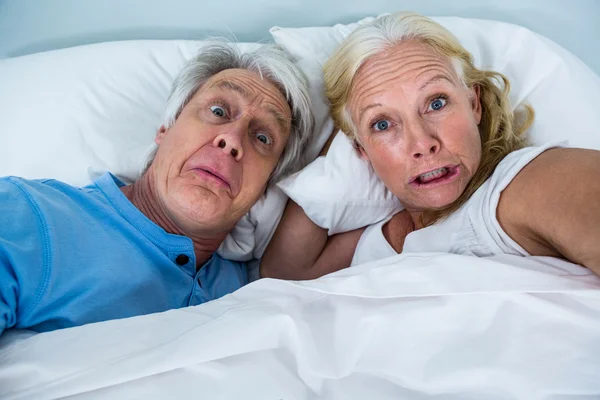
[{"left": 261, "top": 12, "right": 600, "bottom": 280}]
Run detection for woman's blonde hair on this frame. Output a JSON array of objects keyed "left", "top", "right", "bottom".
[{"left": 324, "top": 12, "right": 534, "bottom": 226}]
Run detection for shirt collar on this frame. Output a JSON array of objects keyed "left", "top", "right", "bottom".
[{"left": 92, "top": 172, "right": 193, "bottom": 251}]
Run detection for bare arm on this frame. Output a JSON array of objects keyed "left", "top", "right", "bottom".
[
  {"left": 260, "top": 199, "right": 365, "bottom": 280},
  {"left": 261, "top": 128, "right": 362, "bottom": 280},
  {"left": 498, "top": 148, "right": 600, "bottom": 274}
]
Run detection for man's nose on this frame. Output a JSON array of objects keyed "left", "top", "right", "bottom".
[{"left": 213, "top": 125, "right": 245, "bottom": 161}]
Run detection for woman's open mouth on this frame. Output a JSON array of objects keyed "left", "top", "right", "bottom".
[{"left": 410, "top": 165, "right": 460, "bottom": 187}]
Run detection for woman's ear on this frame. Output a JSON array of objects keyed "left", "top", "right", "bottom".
[
  {"left": 155, "top": 125, "right": 168, "bottom": 145},
  {"left": 471, "top": 84, "right": 482, "bottom": 125},
  {"left": 354, "top": 140, "right": 371, "bottom": 162}
]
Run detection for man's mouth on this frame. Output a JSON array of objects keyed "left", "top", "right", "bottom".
[
  {"left": 194, "top": 167, "right": 231, "bottom": 189},
  {"left": 410, "top": 165, "right": 459, "bottom": 186}
]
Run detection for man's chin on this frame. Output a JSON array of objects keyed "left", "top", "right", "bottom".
[
  {"left": 177, "top": 208, "right": 231, "bottom": 233},
  {"left": 171, "top": 192, "right": 231, "bottom": 226}
]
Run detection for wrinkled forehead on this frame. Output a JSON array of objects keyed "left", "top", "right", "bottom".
[
  {"left": 349, "top": 40, "right": 461, "bottom": 104},
  {"left": 199, "top": 68, "right": 292, "bottom": 118}
]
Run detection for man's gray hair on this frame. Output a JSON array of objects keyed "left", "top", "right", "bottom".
[{"left": 148, "top": 41, "right": 314, "bottom": 185}]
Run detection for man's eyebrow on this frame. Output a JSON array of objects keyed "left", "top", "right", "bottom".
[
  {"left": 215, "top": 79, "right": 290, "bottom": 133},
  {"left": 419, "top": 74, "right": 454, "bottom": 90},
  {"left": 216, "top": 80, "right": 250, "bottom": 97},
  {"left": 265, "top": 105, "right": 292, "bottom": 134}
]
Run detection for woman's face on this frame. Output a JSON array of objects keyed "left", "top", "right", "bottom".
[{"left": 348, "top": 41, "right": 482, "bottom": 213}]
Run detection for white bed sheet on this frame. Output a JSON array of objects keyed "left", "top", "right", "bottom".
[{"left": 1, "top": 253, "right": 600, "bottom": 399}]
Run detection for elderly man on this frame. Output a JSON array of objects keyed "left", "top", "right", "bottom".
[{"left": 0, "top": 42, "right": 313, "bottom": 336}]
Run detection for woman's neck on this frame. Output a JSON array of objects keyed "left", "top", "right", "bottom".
[
  {"left": 383, "top": 210, "right": 419, "bottom": 253},
  {"left": 408, "top": 211, "right": 424, "bottom": 230}
]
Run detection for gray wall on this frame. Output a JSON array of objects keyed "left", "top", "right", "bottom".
[{"left": 1, "top": 0, "right": 599, "bottom": 73}]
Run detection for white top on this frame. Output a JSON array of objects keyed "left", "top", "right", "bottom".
[{"left": 351, "top": 142, "right": 563, "bottom": 267}]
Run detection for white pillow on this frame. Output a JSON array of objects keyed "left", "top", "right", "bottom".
[
  {"left": 272, "top": 16, "right": 600, "bottom": 234},
  {"left": 278, "top": 131, "right": 403, "bottom": 235},
  {"left": 0, "top": 40, "right": 287, "bottom": 263}
]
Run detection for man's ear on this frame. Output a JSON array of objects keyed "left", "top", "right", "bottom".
[
  {"left": 471, "top": 84, "right": 482, "bottom": 125},
  {"left": 155, "top": 125, "right": 168, "bottom": 146}
]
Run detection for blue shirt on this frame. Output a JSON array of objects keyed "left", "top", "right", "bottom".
[{"left": 0, "top": 173, "right": 248, "bottom": 335}]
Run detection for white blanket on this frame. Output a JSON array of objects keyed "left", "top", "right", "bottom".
[{"left": 1, "top": 253, "right": 600, "bottom": 399}]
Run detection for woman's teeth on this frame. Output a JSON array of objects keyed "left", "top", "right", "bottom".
[{"left": 419, "top": 167, "right": 448, "bottom": 183}]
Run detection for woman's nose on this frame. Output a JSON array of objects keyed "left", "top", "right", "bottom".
[
  {"left": 412, "top": 142, "right": 439, "bottom": 159},
  {"left": 409, "top": 122, "right": 440, "bottom": 159}
]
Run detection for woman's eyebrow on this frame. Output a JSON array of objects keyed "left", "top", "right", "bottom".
[
  {"left": 358, "top": 103, "right": 383, "bottom": 124},
  {"left": 419, "top": 74, "right": 454, "bottom": 90}
]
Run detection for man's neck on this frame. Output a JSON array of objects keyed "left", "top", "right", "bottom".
[{"left": 121, "top": 172, "right": 226, "bottom": 267}]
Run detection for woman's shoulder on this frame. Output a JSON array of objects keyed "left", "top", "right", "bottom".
[
  {"left": 496, "top": 145, "right": 600, "bottom": 261},
  {"left": 488, "top": 141, "right": 566, "bottom": 190},
  {"left": 440, "top": 141, "right": 568, "bottom": 258}
]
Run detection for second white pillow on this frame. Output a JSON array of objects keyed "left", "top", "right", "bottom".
[{"left": 278, "top": 132, "right": 403, "bottom": 235}]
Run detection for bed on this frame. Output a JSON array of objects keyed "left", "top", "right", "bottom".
[
  {"left": 1, "top": 1, "right": 600, "bottom": 399},
  {"left": 1, "top": 254, "right": 600, "bottom": 399}
]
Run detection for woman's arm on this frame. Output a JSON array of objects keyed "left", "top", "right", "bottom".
[
  {"left": 260, "top": 199, "right": 365, "bottom": 280},
  {"left": 261, "top": 128, "right": 365, "bottom": 280},
  {"left": 498, "top": 148, "right": 600, "bottom": 274}
]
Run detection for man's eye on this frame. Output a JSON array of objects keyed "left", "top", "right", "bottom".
[
  {"left": 428, "top": 97, "right": 447, "bottom": 112},
  {"left": 255, "top": 133, "right": 272, "bottom": 145},
  {"left": 372, "top": 119, "right": 390, "bottom": 132},
  {"left": 210, "top": 105, "right": 226, "bottom": 117}
]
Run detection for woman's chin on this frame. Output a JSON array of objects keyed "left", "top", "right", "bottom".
[{"left": 408, "top": 190, "right": 463, "bottom": 211}]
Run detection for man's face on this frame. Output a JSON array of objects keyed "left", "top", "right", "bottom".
[{"left": 150, "top": 68, "right": 292, "bottom": 236}]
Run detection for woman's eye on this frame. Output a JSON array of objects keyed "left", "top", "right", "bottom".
[
  {"left": 255, "top": 133, "right": 272, "bottom": 145},
  {"left": 210, "top": 105, "right": 226, "bottom": 117},
  {"left": 428, "top": 97, "right": 447, "bottom": 112},
  {"left": 372, "top": 119, "right": 390, "bottom": 132}
]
